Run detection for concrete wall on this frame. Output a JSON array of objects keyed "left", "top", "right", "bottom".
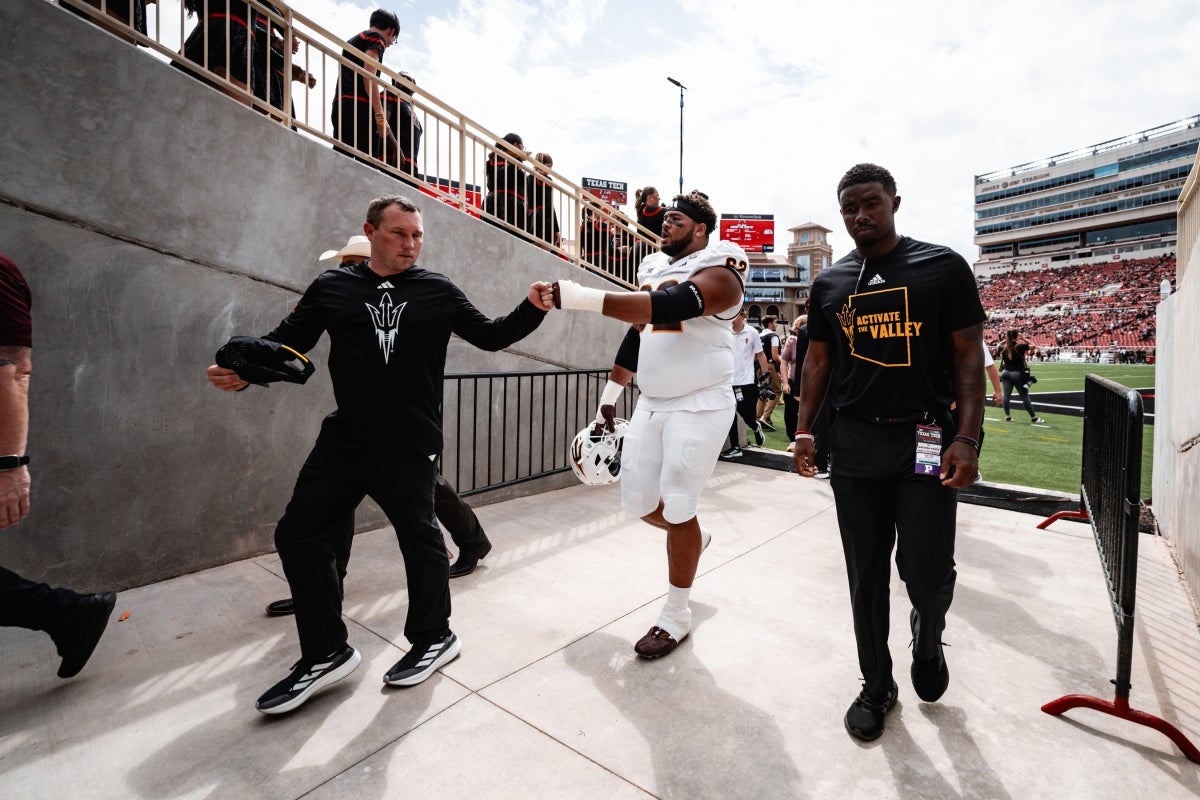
[
  {"left": 0, "top": 0, "right": 624, "bottom": 590},
  {"left": 1154, "top": 254, "right": 1200, "bottom": 608}
]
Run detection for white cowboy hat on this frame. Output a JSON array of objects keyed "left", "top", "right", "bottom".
[{"left": 318, "top": 235, "right": 371, "bottom": 262}]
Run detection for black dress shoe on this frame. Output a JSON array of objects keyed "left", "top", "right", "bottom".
[
  {"left": 266, "top": 598, "right": 295, "bottom": 616},
  {"left": 449, "top": 537, "right": 492, "bottom": 578},
  {"left": 52, "top": 592, "right": 117, "bottom": 678}
]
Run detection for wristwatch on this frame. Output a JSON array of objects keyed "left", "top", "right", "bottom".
[{"left": 0, "top": 455, "right": 30, "bottom": 470}]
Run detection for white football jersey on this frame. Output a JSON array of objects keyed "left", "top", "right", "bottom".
[{"left": 635, "top": 239, "right": 748, "bottom": 411}]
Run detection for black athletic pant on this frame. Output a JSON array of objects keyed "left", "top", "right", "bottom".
[
  {"left": 827, "top": 415, "right": 958, "bottom": 699},
  {"left": 729, "top": 383, "right": 759, "bottom": 445},
  {"left": 1000, "top": 369, "right": 1037, "bottom": 418},
  {"left": 275, "top": 426, "right": 450, "bottom": 661},
  {"left": 783, "top": 388, "right": 799, "bottom": 440},
  {"left": 0, "top": 566, "right": 80, "bottom": 634},
  {"left": 324, "top": 473, "right": 489, "bottom": 586},
  {"left": 434, "top": 474, "right": 488, "bottom": 555}
]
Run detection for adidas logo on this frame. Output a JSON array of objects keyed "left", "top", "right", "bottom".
[
  {"left": 294, "top": 658, "right": 335, "bottom": 690},
  {"left": 416, "top": 640, "right": 448, "bottom": 668},
  {"left": 377, "top": 281, "right": 395, "bottom": 289},
  {"left": 867, "top": 274, "right": 885, "bottom": 286}
]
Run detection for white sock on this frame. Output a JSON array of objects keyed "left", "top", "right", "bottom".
[{"left": 656, "top": 584, "right": 693, "bottom": 641}]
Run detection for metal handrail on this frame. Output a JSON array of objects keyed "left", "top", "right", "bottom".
[
  {"left": 58, "top": 0, "right": 654, "bottom": 288},
  {"left": 442, "top": 369, "right": 639, "bottom": 497},
  {"left": 1178, "top": 150, "right": 1199, "bottom": 285}
]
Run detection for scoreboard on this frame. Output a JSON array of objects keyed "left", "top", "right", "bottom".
[{"left": 720, "top": 213, "right": 774, "bottom": 253}]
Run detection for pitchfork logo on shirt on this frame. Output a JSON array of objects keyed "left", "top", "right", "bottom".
[{"left": 365, "top": 293, "right": 406, "bottom": 364}]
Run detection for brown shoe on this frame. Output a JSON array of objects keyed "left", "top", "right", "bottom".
[{"left": 634, "top": 626, "right": 682, "bottom": 659}]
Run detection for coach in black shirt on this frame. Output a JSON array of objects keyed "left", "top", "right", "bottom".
[{"left": 207, "top": 195, "right": 553, "bottom": 714}]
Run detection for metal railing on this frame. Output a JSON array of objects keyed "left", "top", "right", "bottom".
[
  {"left": 442, "top": 369, "right": 638, "bottom": 497},
  {"left": 1039, "top": 375, "right": 1200, "bottom": 763},
  {"left": 57, "top": 0, "right": 655, "bottom": 288}
]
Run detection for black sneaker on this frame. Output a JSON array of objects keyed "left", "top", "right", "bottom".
[
  {"left": 753, "top": 424, "right": 765, "bottom": 446},
  {"left": 719, "top": 446, "right": 742, "bottom": 459},
  {"left": 255, "top": 645, "right": 361, "bottom": 715},
  {"left": 384, "top": 631, "right": 461, "bottom": 686},
  {"left": 844, "top": 681, "right": 898, "bottom": 741},
  {"left": 52, "top": 592, "right": 117, "bottom": 678},
  {"left": 910, "top": 608, "right": 949, "bottom": 702},
  {"left": 758, "top": 418, "right": 776, "bottom": 432}
]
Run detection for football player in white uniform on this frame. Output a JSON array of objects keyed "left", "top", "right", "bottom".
[{"left": 552, "top": 191, "right": 747, "bottom": 658}]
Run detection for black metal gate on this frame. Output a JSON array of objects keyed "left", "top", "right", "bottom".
[
  {"left": 1040, "top": 375, "right": 1199, "bottom": 763},
  {"left": 441, "top": 368, "right": 637, "bottom": 497}
]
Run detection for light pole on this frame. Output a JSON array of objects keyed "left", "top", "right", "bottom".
[{"left": 667, "top": 77, "right": 686, "bottom": 196}]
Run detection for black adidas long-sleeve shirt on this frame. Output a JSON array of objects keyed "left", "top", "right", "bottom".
[{"left": 265, "top": 261, "right": 546, "bottom": 459}]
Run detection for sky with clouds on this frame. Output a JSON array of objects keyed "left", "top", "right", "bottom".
[{"left": 281, "top": 0, "right": 1199, "bottom": 261}]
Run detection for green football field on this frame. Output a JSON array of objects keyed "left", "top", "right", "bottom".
[{"left": 758, "top": 362, "right": 1155, "bottom": 498}]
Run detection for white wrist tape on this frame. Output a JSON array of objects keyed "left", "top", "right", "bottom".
[
  {"left": 558, "top": 280, "right": 606, "bottom": 313},
  {"left": 596, "top": 380, "right": 624, "bottom": 424},
  {"left": 600, "top": 380, "right": 624, "bottom": 406}
]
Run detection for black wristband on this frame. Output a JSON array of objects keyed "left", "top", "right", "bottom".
[
  {"left": 0, "top": 455, "right": 30, "bottom": 470},
  {"left": 952, "top": 434, "right": 980, "bottom": 453}
]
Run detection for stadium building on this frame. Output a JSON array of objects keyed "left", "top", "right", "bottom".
[
  {"left": 973, "top": 115, "right": 1199, "bottom": 278},
  {"left": 739, "top": 222, "right": 832, "bottom": 326}
]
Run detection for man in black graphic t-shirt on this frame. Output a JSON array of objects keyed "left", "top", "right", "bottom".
[
  {"left": 793, "top": 164, "right": 985, "bottom": 741},
  {"left": 207, "top": 195, "right": 554, "bottom": 715}
]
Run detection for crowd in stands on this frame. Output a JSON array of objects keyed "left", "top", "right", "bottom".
[
  {"left": 64, "top": 0, "right": 661, "bottom": 276},
  {"left": 978, "top": 255, "right": 1173, "bottom": 361}
]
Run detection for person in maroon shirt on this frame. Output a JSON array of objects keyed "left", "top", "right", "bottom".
[{"left": 0, "top": 254, "right": 116, "bottom": 680}]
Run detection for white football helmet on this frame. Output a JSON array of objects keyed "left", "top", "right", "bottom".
[{"left": 570, "top": 418, "right": 628, "bottom": 485}]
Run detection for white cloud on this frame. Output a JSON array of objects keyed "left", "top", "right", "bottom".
[{"left": 282, "top": 0, "right": 1200, "bottom": 260}]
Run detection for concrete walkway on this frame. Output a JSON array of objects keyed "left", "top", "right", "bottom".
[{"left": 3, "top": 462, "right": 1199, "bottom": 799}]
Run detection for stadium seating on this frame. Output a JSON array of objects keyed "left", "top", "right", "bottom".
[{"left": 980, "top": 255, "right": 1173, "bottom": 361}]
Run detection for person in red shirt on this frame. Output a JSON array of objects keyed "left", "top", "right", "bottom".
[{"left": 0, "top": 254, "right": 116, "bottom": 680}]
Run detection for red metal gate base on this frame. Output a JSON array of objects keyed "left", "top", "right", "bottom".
[
  {"left": 1036, "top": 509, "right": 1088, "bottom": 530},
  {"left": 1042, "top": 693, "right": 1200, "bottom": 764}
]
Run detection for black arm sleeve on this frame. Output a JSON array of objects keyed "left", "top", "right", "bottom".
[
  {"left": 613, "top": 325, "right": 640, "bottom": 372},
  {"left": 648, "top": 280, "right": 705, "bottom": 324}
]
